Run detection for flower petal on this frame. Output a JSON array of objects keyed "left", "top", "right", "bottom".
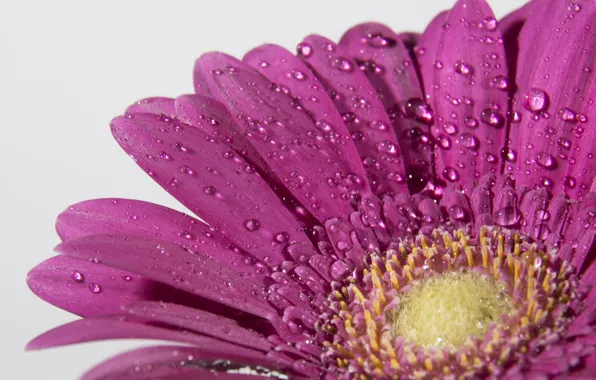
[
  {"left": 81, "top": 345, "right": 282, "bottom": 380},
  {"left": 430, "top": 0, "right": 509, "bottom": 190},
  {"left": 296, "top": 34, "right": 410, "bottom": 196},
  {"left": 55, "top": 198, "right": 268, "bottom": 278},
  {"left": 27, "top": 255, "right": 160, "bottom": 317},
  {"left": 194, "top": 52, "right": 365, "bottom": 222},
  {"left": 26, "top": 316, "right": 235, "bottom": 350},
  {"left": 339, "top": 23, "right": 433, "bottom": 193},
  {"left": 415, "top": 10, "right": 449, "bottom": 105},
  {"left": 242, "top": 43, "right": 370, "bottom": 192},
  {"left": 508, "top": 1, "right": 596, "bottom": 199},
  {"left": 123, "top": 301, "right": 271, "bottom": 351},
  {"left": 111, "top": 113, "right": 311, "bottom": 266},
  {"left": 57, "top": 234, "right": 275, "bottom": 319}
]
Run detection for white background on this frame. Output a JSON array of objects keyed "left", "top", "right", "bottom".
[{"left": 1, "top": 0, "right": 525, "bottom": 378}]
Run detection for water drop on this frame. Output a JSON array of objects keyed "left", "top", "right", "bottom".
[
  {"left": 244, "top": 219, "right": 261, "bottom": 232},
  {"left": 404, "top": 98, "right": 433, "bottom": 124},
  {"left": 524, "top": 88, "right": 549, "bottom": 112},
  {"left": 366, "top": 33, "right": 397, "bottom": 48},
  {"left": 291, "top": 70, "right": 307, "bottom": 81},
  {"left": 559, "top": 107, "right": 577, "bottom": 122},
  {"left": 203, "top": 186, "right": 217, "bottom": 195},
  {"left": 332, "top": 57, "right": 354, "bottom": 72},
  {"left": 437, "top": 135, "right": 452, "bottom": 149},
  {"left": 88, "top": 283, "right": 102, "bottom": 294},
  {"left": 454, "top": 60, "right": 474, "bottom": 76},
  {"left": 442, "top": 166, "right": 459, "bottom": 182},
  {"left": 443, "top": 122, "right": 457, "bottom": 135},
  {"left": 460, "top": 133, "right": 479, "bottom": 149},
  {"left": 480, "top": 109, "right": 505, "bottom": 128},
  {"left": 297, "top": 43, "right": 313, "bottom": 57},
  {"left": 464, "top": 116, "right": 479, "bottom": 128},
  {"left": 536, "top": 152, "right": 555, "bottom": 169},
  {"left": 71, "top": 271, "right": 84, "bottom": 283}
]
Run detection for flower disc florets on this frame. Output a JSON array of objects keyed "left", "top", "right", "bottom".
[{"left": 320, "top": 226, "right": 581, "bottom": 379}]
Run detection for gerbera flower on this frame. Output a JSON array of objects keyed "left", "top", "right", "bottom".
[{"left": 27, "top": 0, "right": 596, "bottom": 378}]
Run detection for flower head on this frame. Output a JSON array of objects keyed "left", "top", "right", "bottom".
[{"left": 27, "top": 0, "right": 596, "bottom": 378}]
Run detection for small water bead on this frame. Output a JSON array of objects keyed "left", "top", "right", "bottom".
[
  {"left": 501, "top": 147, "right": 517, "bottom": 162},
  {"left": 480, "top": 109, "right": 505, "bottom": 128},
  {"left": 534, "top": 209, "right": 550, "bottom": 221},
  {"left": 71, "top": 271, "right": 84, "bottom": 283},
  {"left": 525, "top": 88, "right": 549, "bottom": 112},
  {"left": 559, "top": 107, "right": 577, "bottom": 122},
  {"left": 460, "top": 133, "right": 479, "bottom": 149},
  {"left": 244, "top": 219, "right": 261, "bottom": 232},
  {"left": 563, "top": 175, "right": 577, "bottom": 188},
  {"left": 483, "top": 152, "right": 497, "bottom": 164},
  {"left": 454, "top": 60, "right": 474, "bottom": 76},
  {"left": 404, "top": 98, "right": 433, "bottom": 124},
  {"left": 443, "top": 122, "right": 457, "bottom": 135},
  {"left": 332, "top": 57, "right": 355, "bottom": 72},
  {"left": 557, "top": 137, "right": 572, "bottom": 149},
  {"left": 492, "top": 75, "right": 509, "bottom": 90},
  {"left": 88, "top": 283, "right": 102, "bottom": 294},
  {"left": 159, "top": 151, "right": 172, "bottom": 160},
  {"left": 290, "top": 70, "right": 307, "bottom": 81},
  {"left": 464, "top": 116, "right": 479, "bottom": 128},
  {"left": 180, "top": 166, "right": 194, "bottom": 175},
  {"left": 203, "top": 186, "right": 217, "bottom": 195},
  {"left": 569, "top": 2, "right": 582, "bottom": 12},
  {"left": 180, "top": 231, "right": 195, "bottom": 240},
  {"left": 511, "top": 111, "right": 522, "bottom": 123},
  {"left": 437, "top": 135, "right": 452, "bottom": 149},
  {"left": 366, "top": 33, "right": 397, "bottom": 48},
  {"left": 536, "top": 152, "right": 556, "bottom": 169},
  {"left": 448, "top": 205, "right": 466, "bottom": 220},
  {"left": 442, "top": 166, "right": 459, "bottom": 182},
  {"left": 122, "top": 274, "right": 133, "bottom": 282},
  {"left": 483, "top": 16, "right": 498, "bottom": 31},
  {"left": 296, "top": 42, "right": 313, "bottom": 57},
  {"left": 273, "top": 232, "right": 290, "bottom": 244}
]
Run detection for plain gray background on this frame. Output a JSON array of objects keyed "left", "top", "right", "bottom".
[{"left": 1, "top": 0, "right": 526, "bottom": 378}]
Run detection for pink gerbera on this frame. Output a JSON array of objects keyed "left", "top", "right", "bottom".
[{"left": 27, "top": 0, "right": 596, "bottom": 378}]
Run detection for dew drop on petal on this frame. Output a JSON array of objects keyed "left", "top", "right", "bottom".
[
  {"left": 460, "top": 133, "right": 479, "bottom": 149},
  {"left": 244, "top": 219, "right": 261, "bottom": 232},
  {"left": 442, "top": 166, "right": 459, "bottom": 182},
  {"left": 454, "top": 60, "right": 474, "bottom": 76},
  {"left": 71, "top": 271, "right": 84, "bottom": 283},
  {"left": 88, "top": 283, "right": 102, "bottom": 294},
  {"left": 536, "top": 152, "right": 555, "bottom": 169},
  {"left": 524, "top": 88, "right": 549, "bottom": 112},
  {"left": 297, "top": 42, "right": 313, "bottom": 57},
  {"left": 405, "top": 98, "right": 433, "bottom": 125},
  {"left": 480, "top": 109, "right": 505, "bottom": 128}
]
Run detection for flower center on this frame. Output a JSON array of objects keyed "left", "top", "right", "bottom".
[
  {"left": 390, "top": 271, "right": 512, "bottom": 349},
  {"left": 319, "top": 225, "right": 581, "bottom": 378}
]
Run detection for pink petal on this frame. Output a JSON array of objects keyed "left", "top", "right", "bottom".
[
  {"left": 55, "top": 198, "right": 267, "bottom": 279},
  {"left": 111, "top": 113, "right": 311, "bottom": 266},
  {"left": 27, "top": 255, "right": 160, "bottom": 317},
  {"left": 125, "top": 97, "right": 177, "bottom": 116},
  {"left": 194, "top": 52, "right": 365, "bottom": 222},
  {"left": 242, "top": 44, "right": 370, "bottom": 193},
  {"left": 26, "top": 316, "right": 240, "bottom": 350},
  {"left": 508, "top": 1, "right": 596, "bottom": 199},
  {"left": 296, "top": 34, "right": 409, "bottom": 196},
  {"left": 57, "top": 234, "right": 275, "bottom": 319},
  {"left": 415, "top": 10, "right": 449, "bottom": 105},
  {"left": 82, "top": 345, "right": 286, "bottom": 380},
  {"left": 123, "top": 301, "right": 271, "bottom": 351},
  {"left": 430, "top": 0, "right": 509, "bottom": 189},
  {"left": 339, "top": 23, "right": 433, "bottom": 193}
]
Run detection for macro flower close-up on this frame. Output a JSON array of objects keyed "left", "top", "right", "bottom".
[{"left": 17, "top": 0, "right": 596, "bottom": 378}]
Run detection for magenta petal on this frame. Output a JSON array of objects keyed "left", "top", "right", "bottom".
[
  {"left": 242, "top": 44, "right": 370, "bottom": 193},
  {"left": 430, "top": 0, "right": 509, "bottom": 189},
  {"left": 27, "top": 255, "right": 158, "bottom": 317},
  {"left": 55, "top": 198, "right": 269, "bottom": 279},
  {"left": 111, "top": 113, "right": 311, "bottom": 266},
  {"left": 57, "top": 234, "right": 275, "bottom": 318},
  {"left": 415, "top": 10, "right": 448, "bottom": 104},
  {"left": 123, "top": 301, "right": 271, "bottom": 351},
  {"left": 296, "top": 34, "right": 409, "bottom": 197},
  {"left": 125, "top": 97, "right": 177, "bottom": 117},
  {"left": 339, "top": 23, "right": 433, "bottom": 193},
  {"left": 194, "top": 52, "right": 364, "bottom": 222},
  {"left": 82, "top": 345, "right": 277, "bottom": 380},
  {"left": 26, "top": 316, "right": 239, "bottom": 350},
  {"left": 508, "top": 2, "right": 596, "bottom": 199}
]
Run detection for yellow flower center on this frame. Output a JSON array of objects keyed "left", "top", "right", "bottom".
[{"left": 391, "top": 271, "right": 513, "bottom": 349}]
